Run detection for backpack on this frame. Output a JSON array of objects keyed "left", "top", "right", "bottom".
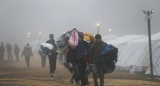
[
  {"left": 68, "top": 29, "right": 79, "bottom": 49},
  {"left": 101, "top": 44, "right": 118, "bottom": 73},
  {"left": 83, "top": 33, "right": 96, "bottom": 45},
  {"left": 82, "top": 33, "right": 96, "bottom": 49},
  {"left": 56, "top": 31, "right": 71, "bottom": 51},
  {"left": 101, "top": 44, "right": 118, "bottom": 61}
]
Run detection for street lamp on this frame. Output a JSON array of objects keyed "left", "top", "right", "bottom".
[
  {"left": 38, "top": 32, "right": 42, "bottom": 35},
  {"left": 28, "top": 32, "right": 31, "bottom": 35},
  {"left": 97, "top": 23, "right": 101, "bottom": 34},
  {"left": 143, "top": 9, "right": 154, "bottom": 78},
  {"left": 27, "top": 32, "right": 31, "bottom": 38},
  {"left": 27, "top": 32, "right": 31, "bottom": 42},
  {"left": 38, "top": 32, "right": 42, "bottom": 47},
  {"left": 108, "top": 29, "right": 112, "bottom": 32}
]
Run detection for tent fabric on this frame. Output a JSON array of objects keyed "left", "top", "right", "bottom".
[{"left": 103, "top": 32, "right": 160, "bottom": 75}]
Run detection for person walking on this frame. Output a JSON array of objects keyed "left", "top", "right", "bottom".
[
  {"left": 0, "top": 42, "right": 5, "bottom": 61},
  {"left": 46, "top": 34, "right": 58, "bottom": 77},
  {"left": 39, "top": 50, "right": 47, "bottom": 68},
  {"left": 6, "top": 43, "right": 12, "bottom": 61},
  {"left": 89, "top": 34, "right": 107, "bottom": 86},
  {"left": 22, "top": 43, "right": 33, "bottom": 67},
  {"left": 14, "top": 43, "right": 20, "bottom": 62}
]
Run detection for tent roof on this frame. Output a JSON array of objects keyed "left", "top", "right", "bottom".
[
  {"left": 107, "top": 35, "right": 145, "bottom": 45},
  {"left": 102, "top": 34, "right": 119, "bottom": 42},
  {"left": 130, "top": 32, "right": 160, "bottom": 43}
]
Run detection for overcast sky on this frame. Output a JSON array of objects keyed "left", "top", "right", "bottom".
[{"left": 0, "top": 0, "right": 160, "bottom": 47}]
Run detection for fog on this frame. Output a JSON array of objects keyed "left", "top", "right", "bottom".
[{"left": 0, "top": 0, "right": 160, "bottom": 48}]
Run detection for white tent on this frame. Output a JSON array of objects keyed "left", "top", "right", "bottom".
[
  {"left": 102, "top": 34, "right": 119, "bottom": 42},
  {"left": 104, "top": 32, "right": 160, "bottom": 75}
]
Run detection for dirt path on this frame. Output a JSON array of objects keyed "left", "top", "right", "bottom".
[{"left": 0, "top": 58, "right": 160, "bottom": 86}]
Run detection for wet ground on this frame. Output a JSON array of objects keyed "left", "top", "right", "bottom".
[{"left": 0, "top": 56, "right": 160, "bottom": 86}]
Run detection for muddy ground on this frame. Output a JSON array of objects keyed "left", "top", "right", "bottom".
[{"left": 0, "top": 56, "right": 160, "bottom": 86}]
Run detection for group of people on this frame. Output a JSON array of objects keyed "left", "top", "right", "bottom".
[
  {"left": 0, "top": 42, "right": 34, "bottom": 68},
  {"left": 0, "top": 42, "right": 20, "bottom": 62},
  {"left": 1, "top": 31, "right": 110, "bottom": 86},
  {"left": 44, "top": 31, "right": 107, "bottom": 86}
]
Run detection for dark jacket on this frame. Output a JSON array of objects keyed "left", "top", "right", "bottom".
[
  {"left": 89, "top": 41, "right": 107, "bottom": 64},
  {"left": 46, "top": 39, "right": 57, "bottom": 52},
  {"left": 66, "top": 46, "right": 76, "bottom": 63}
]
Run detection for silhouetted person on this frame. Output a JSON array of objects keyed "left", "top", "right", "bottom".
[
  {"left": 0, "top": 42, "right": 5, "bottom": 61},
  {"left": 6, "top": 43, "right": 12, "bottom": 61},
  {"left": 22, "top": 43, "right": 33, "bottom": 67},
  {"left": 46, "top": 34, "right": 58, "bottom": 77},
  {"left": 89, "top": 34, "right": 107, "bottom": 86},
  {"left": 14, "top": 43, "right": 20, "bottom": 62}
]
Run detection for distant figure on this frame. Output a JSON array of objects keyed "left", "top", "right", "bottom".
[
  {"left": 0, "top": 42, "right": 5, "bottom": 61},
  {"left": 57, "top": 48, "right": 66, "bottom": 65},
  {"left": 39, "top": 50, "right": 47, "bottom": 68},
  {"left": 46, "top": 34, "right": 58, "bottom": 77},
  {"left": 22, "top": 43, "right": 33, "bottom": 67},
  {"left": 6, "top": 43, "right": 12, "bottom": 61},
  {"left": 14, "top": 44, "right": 20, "bottom": 62}
]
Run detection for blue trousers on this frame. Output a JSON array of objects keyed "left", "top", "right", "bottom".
[{"left": 71, "top": 62, "right": 79, "bottom": 82}]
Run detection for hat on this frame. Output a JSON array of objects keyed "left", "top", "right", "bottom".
[
  {"left": 95, "top": 34, "right": 101, "bottom": 39},
  {"left": 49, "top": 34, "right": 54, "bottom": 38}
]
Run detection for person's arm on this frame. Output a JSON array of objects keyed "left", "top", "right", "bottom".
[{"left": 53, "top": 40, "right": 57, "bottom": 51}]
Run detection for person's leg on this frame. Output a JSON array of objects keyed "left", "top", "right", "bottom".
[
  {"left": 42, "top": 55, "right": 46, "bottom": 67},
  {"left": 58, "top": 54, "right": 63, "bottom": 64},
  {"left": 7, "top": 52, "right": 10, "bottom": 61},
  {"left": 15, "top": 53, "right": 18, "bottom": 62},
  {"left": 0, "top": 52, "right": 2, "bottom": 61},
  {"left": 9, "top": 54, "right": 12, "bottom": 61},
  {"left": 80, "top": 63, "right": 86, "bottom": 86},
  {"left": 48, "top": 55, "right": 54, "bottom": 74},
  {"left": 52, "top": 53, "right": 57, "bottom": 73},
  {"left": 41, "top": 56, "right": 43, "bottom": 67},
  {"left": 92, "top": 64, "right": 98, "bottom": 86},
  {"left": 10, "top": 54, "right": 13, "bottom": 62},
  {"left": 2, "top": 53, "right": 4, "bottom": 61},
  {"left": 83, "top": 62, "right": 89, "bottom": 85},
  {"left": 44, "top": 56, "right": 46, "bottom": 67},
  {"left": 98, "top": 64, "right": 104, "bottom": 86},
  {"left": 25, "top": 56, "right": 29, "bottom": 67},
  {"left": 72, "top": 62, "right": 79, "bottom": 82},
  {"left": 28, "top": 57, "right": 30, "bottom": 67},
  {"left": 9, "top": 51, "right": 12, "bottom": 62},
  {"left": 17, "top": 53, "right": 19, "bottom": 62},
  {"left": 62, "top": 53, "right": 67, "bottom": 64},
  {"left": 71, "top": 73, "right": 74, "bottom": 83},
  {"left": 2, "top": 53, "right": 5, "bottom": 61}
]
